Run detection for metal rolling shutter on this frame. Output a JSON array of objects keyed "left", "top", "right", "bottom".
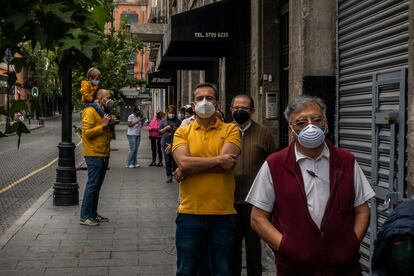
[{"left": 337, "top": 0, "right": 409, "bottom": 274}]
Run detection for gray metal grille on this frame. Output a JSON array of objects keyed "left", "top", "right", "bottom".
[{"left": 337, "top": 0, "right": 409, "bottom": 274}]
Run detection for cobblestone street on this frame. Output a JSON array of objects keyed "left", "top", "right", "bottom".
[{"left": 0, "top": 116, "right": 82, "bottom": 235}]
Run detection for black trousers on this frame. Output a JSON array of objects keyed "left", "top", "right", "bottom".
[
  {"left": 233, "top": 204, "right": 262, "bottom": 276},
  {"left": 149, "top": 137, "right": 162, "bottom": 163}
]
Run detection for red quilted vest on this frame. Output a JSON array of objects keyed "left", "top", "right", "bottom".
[{"left": 266, "top": 140, "right": 362, "bottom": 276}]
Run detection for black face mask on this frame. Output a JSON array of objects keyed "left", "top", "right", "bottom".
[{"left": 233, "top": 109, "right": 250, "bottom": 125}]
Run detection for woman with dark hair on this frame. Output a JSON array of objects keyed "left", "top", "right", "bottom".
[
  {"left": 159, "top": 105, "right": 181, "bottom": 183},
  {"left": 126, "top": 106, "right": 144, "bottom": 168},
  {"left": 147, "top": 111, "right": 164, "bottom": 167}
]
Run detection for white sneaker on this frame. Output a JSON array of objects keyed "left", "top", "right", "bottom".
[
  {"left": 127, "top": 165, "right": 134, "bottom": 168},
  {"left": 80, "top": 218, "right": 99, "bottom": 226},
  {"left": 134, "top": 164, "right": 140, "bottom": 168}
]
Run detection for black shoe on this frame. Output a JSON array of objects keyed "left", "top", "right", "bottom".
[
  {"left": 157, "top": 162, "right": 163, "bottom": 167},
  {"left": 149, "top": 162, "right": 156, "bottom": 166},
  {"left": 95, "top": 214, "right": 109, "bottom": 222},
  {"left": 166, "top": 177, "right": 173, "bottom": 183}
]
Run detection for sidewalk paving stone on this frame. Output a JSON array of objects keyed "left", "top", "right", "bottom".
[{"left": 0, "top": 125, "right": 276, "bottom": 276}]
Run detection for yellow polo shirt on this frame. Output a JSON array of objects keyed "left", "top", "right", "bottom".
[{"left": 172, "top": 118, "right": 241, "bottom": 215}]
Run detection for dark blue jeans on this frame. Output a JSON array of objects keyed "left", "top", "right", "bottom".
[
  {"left": 164, "top": 152, "right": 176, "bottom": 177},
  {"left": 176, "top": 214, "right": 236, "bottom": 276},
  {"left": 80, "top": 156, "right": 109, "bottom": 220}
]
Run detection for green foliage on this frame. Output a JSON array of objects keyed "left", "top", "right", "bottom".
[
  {"left": 28, "top": 98, "right": 41, "bottom": 118},
  {"left": 1, "top": 0, "right": 113, "bottom": 72},
  {"left": 9, "top": 100, "right": 29, "bottom": 118},
  {"left": 0, "top": 106, "right": 8, "bottom": 116},
  {"left": 0, "top": 0, "right": 112, "bottom": 147},
  {"left": 73, "top": 124, "right": 82, "bottom": 137},
  {"left": 5, "top": 121, "right": 30, "bottom": 149},
  {"left": 72, "top": 26, "right": 145, "bottom": 114},
  {"left": 3, "top": 100, "right": 31, "bottom": 148},
  {"left": 21, "top": 42, "right": 60, "bottom": 116}
]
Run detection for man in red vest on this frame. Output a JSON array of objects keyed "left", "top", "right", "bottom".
[{"left": 246, "top": 95, "right": 375, "bottom": 275}]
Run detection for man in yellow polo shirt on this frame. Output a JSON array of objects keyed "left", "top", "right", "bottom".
[{"left": 173, "top": 83, "right": 241, "bottom": 275}]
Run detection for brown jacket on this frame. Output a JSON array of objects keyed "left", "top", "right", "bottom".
[{"left": 233, "top": 121, "right": 277, "bottom": 204}]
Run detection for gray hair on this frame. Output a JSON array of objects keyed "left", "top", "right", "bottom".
[{"left": 284, "top": 95, "right": 327, "bottom": 123}]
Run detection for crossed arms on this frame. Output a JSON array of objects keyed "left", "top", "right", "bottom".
[{"left": 172, "top": 142, "right": 240, "bottom": 181}]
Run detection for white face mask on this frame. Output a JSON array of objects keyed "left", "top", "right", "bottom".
[
  {"left": 91, "top": 79, "right": 100, "bottom": 86},
  {"left": 194, "top": 98, "right": 216, "bottom": 119},
  {"left": 294, "top": 124, "right": 326, "bottom": 149}
]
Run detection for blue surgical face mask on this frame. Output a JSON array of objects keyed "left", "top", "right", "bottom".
[
  {"left": 91, "top": 80, "right": 100, "bottom": 86},
  {"left": 293, "top": 124, "right": 326, "bottom": 149}
]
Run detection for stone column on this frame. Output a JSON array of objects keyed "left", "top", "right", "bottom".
[{"left": 406, "top": 0, "right": 414, "bottom": 199}]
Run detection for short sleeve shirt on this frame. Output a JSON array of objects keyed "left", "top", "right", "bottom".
[
  {"left": 246, "top": 143, "right": 375, "bottom": 228},
  {"left": 172, "top": 118, "right": 241, "bottom": 215},
  {"left": 127, "top": 114, "right": 142, "bottom": 136}
]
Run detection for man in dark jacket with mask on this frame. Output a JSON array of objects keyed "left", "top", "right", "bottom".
[
  {"left": 246, "top": 95, "right": 375, "bottom": 275},
  {"left": 231, "top": 95, "right": 277, "bottom": 276},
  {"left": 372, "top": 200, "right": 414, "bottom": 276}
]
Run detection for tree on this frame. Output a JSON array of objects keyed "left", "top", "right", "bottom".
[
  {"left": 0, "top": 0, "right": 112, "bottom": 145},
  {"left": 0, "top": 0, "right": 111, "bottom": 68},
  {"left": 21, "top": 42, "right": 60, "bottom": 118},
  {"left": 72, "top": 26, "right": 145, "bottom": 116}
]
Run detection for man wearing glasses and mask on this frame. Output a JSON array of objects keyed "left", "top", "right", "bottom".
[
  {"left": 230, "top": 95, "right": 276, "bottom": 276},
  {"left": 172, "top": 83, "right": 241, "bottom": 275},
  {"left": 246, "top": 95, "right": 375, "bottom": 275}
]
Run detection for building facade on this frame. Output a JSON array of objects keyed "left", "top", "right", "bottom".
[
  {"left": 111, "top": 0, "right": 153, "bottom": 120},
  {"left": 113, "top": 0, "right": 150, "bottom": 80},
  {"left": 147, "top": 1, "right": 414, "bottom": 273}
]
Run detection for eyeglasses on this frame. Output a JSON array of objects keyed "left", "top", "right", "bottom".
[{"left": 291, "top": 115, "right": 325, "bottom": 128}]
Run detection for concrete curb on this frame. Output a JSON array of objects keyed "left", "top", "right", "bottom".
[{"left": 0, "top": 187, "right": 53, "bottom": 249}]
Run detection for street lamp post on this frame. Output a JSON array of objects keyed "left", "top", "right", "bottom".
[{"left": 53, "top": 64, "right": 79, "bottom": 206}]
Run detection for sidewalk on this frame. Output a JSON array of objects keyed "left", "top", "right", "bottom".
[{"left": 0, "top": 125, "right": 275, "bottom": 276}]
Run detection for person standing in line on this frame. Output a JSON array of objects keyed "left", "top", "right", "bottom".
[
  {"left": 147, "top": 111, "right": 164, "bottom": 167},
  {"left": 126, "top": 106, "right": 144, "bottom": 168},
  {"left": 180, "top": 106, "right": 195, "bottom": 127},
  {"left": 178, "top": 106, "right": 186, "bottom": 121},
  {"left": 80, "top": 89, "right": 112, "bottom": 226},
  {"left": 172, "top": 83, "right": 241, "bottom": 275},
  {"left": 159, "top": 105, "right": 181, "bottom": 183},
  {"left": 231, "top": 95, "right": 277, "bottom": 276},
  {"left": 246, "top": 95, "right": 375, "bottom": 275}
]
